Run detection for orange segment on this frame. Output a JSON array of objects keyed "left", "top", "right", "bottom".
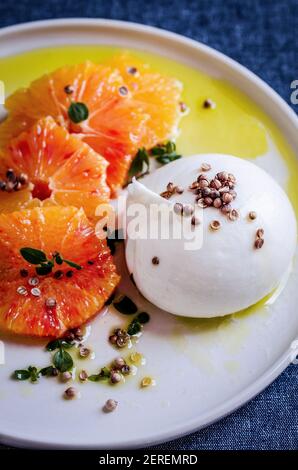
[
  {"left": 0, "top": 206, "right": 120, "bottom": 337},
  {"left": 108, "top": 53, "right": 183, "bottom": 148},
  {"left": 0, "top": 57, "right": 183, "bottom": 191},
  {"left": 0, "top": 189, "right": 40, "bottom": 214},
  {"left": 0, "top": 116, "right": 110, "bottom": 217},
  {"left": 0, "top": 62, "right": 147, "bottom": 192}
]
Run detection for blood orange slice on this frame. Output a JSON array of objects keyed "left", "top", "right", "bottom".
[
  {"left": 108, "top": 53, "right": 183, "bottom": 148},
  {"left": 0, "top": 62, "right": 146, "bottom": 192},
  {"left": 0, "top": 116, "right": 110, "bottom": 218},
  {"left": 0, "top": 206, "right": 120, "bottom": 337},
  {"left": 0, "top": 58, "right": 183, "bottom": 191}
]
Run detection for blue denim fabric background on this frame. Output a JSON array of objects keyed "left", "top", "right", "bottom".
[{"left": 0, "top": 0, "right": 297, "bottom": 451}]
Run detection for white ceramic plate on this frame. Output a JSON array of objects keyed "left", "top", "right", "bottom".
[{"left": 0, "top": 19, "right": 298, "bottom": 449}]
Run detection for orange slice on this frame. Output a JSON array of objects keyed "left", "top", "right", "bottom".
[
  {"left": 108, "top": 53, "right": 183, "bottom": 148},
  {"left": 0, "top": 58, "right": 183, "bottom": 191},
  {"left": 0, "top": 206, "right": 120, "bottom": 337},
  {"left": 0, "top": 62, "right": 146, "bottom": 192},
  {"left": 0, "top": 116, "right": 110, "bottom": 218}
]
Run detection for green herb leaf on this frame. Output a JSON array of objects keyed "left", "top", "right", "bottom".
[
  {"left": 137, "top": 312, "right": 150, "bottom": 324},
  {"left": 68, "top": 102, "right": 89, "bottom": 123},
  {"left": 88, "top": 374, "right": 101, "bottom": 382},
  {"left": 13, "top": 366, "right": 41, "bottom": 382},
  {"left": 88, "top": 367, "right": 111, "bottom": 382},
  {"left": 46, "top": 338, "right": 61, "bottom": 351},
  {"left": 151, "top": 141, "right": 182, "bottom": 165},
  {"left": 129, "top": 148, "right": 150, "bottom": 178},
  {"left": 53, "top": 348, "right": 73, "bottom": 372},
  {"left": 28, "top": 366, "right": 39, "bottom": 382},
  {"left": 156, "top": 154, "right": 181, "bottom": 165},
  {"left": 54, "top": 253, "right": 63, "bottom": 265},
  {"left": 128, "top": 142, "right": 182, "bottom": 180},
  {"left": 39, "top": 366, "right": 56, "bottom": 377},
  {"left": 63, "top": 259, "right": 82, "bottom": 270},
  {"left": 20, "top": 247, "right": 47, "bottom": 265},
  {"left": 99, "top": 367, "right": 111, "bottom": 378},
  {"left": 113, "top": 295, "right": 138, "bottom": 315},
  {"left": 36, "top": 262, "right": 53, "bottom": 275},
  {"left": 13, "top": 369, "right": 31, "bottom": 380},
  {"left": 127, "top": 319, "right": 142, "bottom": 336},
  {"left": 46, "top": 338, "right": 74, "bottom": 352}
]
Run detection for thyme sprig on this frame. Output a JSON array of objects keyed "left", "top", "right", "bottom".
[
  {"left": 20, "top": 247, "right": 82, "bottom": 276},
  {"left": 128, "top": 141, "right": 182, "bottom": 179}
]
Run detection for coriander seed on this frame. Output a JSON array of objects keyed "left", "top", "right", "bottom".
[
  {"left": 79, "top": 370, "right": 88, "bottom": 382},
  {"left": 221, "top": 204, "right": 232, "bottom": 214},
  {"left": 198, "top": 178, "right": 209, "bottom": 189},
  {"left": 119, "top": 86, "right": 128, "bottom": 96},
  {"left": 210, "top": 179, "right": 222, "bottom": 190},
  {"left": 228, "top": 209, "right": 240, "bottom": 221},
  {"left": 183, "top": 204, "right": 194, "bottom": 216},
  {"left": 79, "top": 346, "right": 90, "bottom": 358},
  {"left": 166, "top": 182, "right": 174, "bottom": 191},
  {"left": 116, "top": 337, "right": 127, "bottom": 349},
  {"left": 203, "top": 98, "right": 216, "bottom": 109},
  {"left": 256, "top": 228, "right": 264, "bottom": 238},
  {"left": 249, "top": 211, "right": 257, "bottom": 220},
  {"left": 31, "top": 287, "right": 41, "bottom": 297},
  {"left": 204, "top": 197, "right": 213, "bottom": 206},
  {"left": 255, "top": 238, "right": 264, "bottom": 249},
  {"left": 28, "top": 277, "right": 39, "bottom": 286},
  {"left": 64, "top": 85, "right": 74, "bottom": 94},
  {"left": 121, "top": 365, "right": 130, "bottom": 375},
  {"left": 110, "top": 371, "right": 122, "bottom": 384},
  {"left": 197, "top": 198, "right": 208, "bottom": 208},
  {"left": 222, "top": 192, "right": 233, "bottom": 204},
  {"left": 174, "top": 202, "right": 183, "bottom": 215},
  {"left": 17, "top": 286, "right": 27, "bottom": 296},
  {"left": 109, "top": 334, "right": 118, "bottom": 345},
  {"left": 202, "top": 187, "right": 211, "bottom": 197},
  {"left": 217, "top": 171, "right": 228, "bottom": 182},
  {"left": 103, "top": 399, "right": 118, "bottom": 413},
  {"left": 201, "top": 163, "right": 211, "bottom": 172},
  {"left": 19, "top": 173, "right": 29, "bottom": 185},
  {"left": 64, "top": 387, "right": 77, "bottom": 399},
  {"left": 113, "top": 357, "right": 126, "bottom": 369},
  {"left": 210, "top": 220, "right": 221, "bottom": 231},
  {"left": 127, "top": 66, "right": 138, "bottom": 75},
  {"left": 213, "top": 197, "right": 222, "bottom": 208},
  {"left": 61, "top": 371, "right": 72, "bottom": 382}
]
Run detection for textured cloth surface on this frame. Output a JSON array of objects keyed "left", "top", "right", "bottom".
[{"left": 0, "top": 0, "right": 297, "bottom": 451}]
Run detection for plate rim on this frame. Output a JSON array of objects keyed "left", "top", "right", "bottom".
[{"left": 0, "top": 18, "right": 297, "bottom": 449}]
